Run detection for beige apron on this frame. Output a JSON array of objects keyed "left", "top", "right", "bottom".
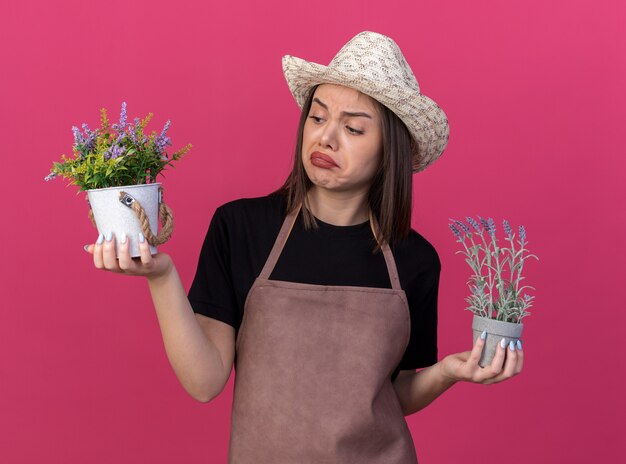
[{"left": 229, "top": 202, "right": 418, "bottom": 463}]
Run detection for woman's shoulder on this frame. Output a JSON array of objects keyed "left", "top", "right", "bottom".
[
  {"left": 215, "top": 192, "right": 287, "bottom": 226},
  {"left": 391, "top": 227, "right": 441, "bottom": 275}
]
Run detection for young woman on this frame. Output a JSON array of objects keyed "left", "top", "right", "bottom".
[{"left": 86, "top": 31, "right": 523, "bottom": 463}]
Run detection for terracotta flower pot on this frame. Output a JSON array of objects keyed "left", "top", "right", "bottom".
[
  {"left": 86, "top": 183, "right": 161, "bottom": 258},
  {"left": 472, "top": 314, "right": 524, "bottom": 367}
]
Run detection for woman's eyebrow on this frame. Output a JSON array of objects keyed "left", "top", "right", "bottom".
[{"left": 312, "top": 97, "right": 373, "bottom": 119}]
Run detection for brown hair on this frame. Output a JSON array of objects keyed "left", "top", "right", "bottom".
[{"left": 269, "top": 84, "right": 415, "bottom": 254}]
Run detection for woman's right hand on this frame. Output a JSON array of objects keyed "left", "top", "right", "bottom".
[{"left": 84, "top": 232, "right": 173, "bottom": 280}]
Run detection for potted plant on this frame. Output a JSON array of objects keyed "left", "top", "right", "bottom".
[
  {"left": 448, "top": 216, "right": 539, "bottom": 367},
  {"left": 45, "top": 102, "right": 192, "bottom": 258}
]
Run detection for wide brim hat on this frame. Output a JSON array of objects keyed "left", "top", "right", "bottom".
[{"left": 282, "top": 31, "right": 449, "bottom": 173}]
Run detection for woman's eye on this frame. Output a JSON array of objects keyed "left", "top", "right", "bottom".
[
  {"left": 347, "top": 126, "right": 364, "bottom": 135},
  {"left": 308, "top": 116, "right": 363, "bottom": 135}
]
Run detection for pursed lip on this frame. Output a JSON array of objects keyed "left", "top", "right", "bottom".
[{"left": 311, "top": 151, "right": 339, "bottom": 167}]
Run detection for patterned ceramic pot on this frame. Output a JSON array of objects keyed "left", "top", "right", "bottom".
[
  {"left": 472, "top": 314, "right": 524, "bottom": 368},
  {"left": 87, "top": 183, "right": 160, "bottom": 258}
]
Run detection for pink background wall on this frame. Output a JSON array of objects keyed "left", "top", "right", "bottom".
[{"left": 1, "top": 0, "right": 623, "bottom": 462}]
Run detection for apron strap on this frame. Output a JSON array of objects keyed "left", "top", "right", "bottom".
[
  {"left": 259, "top": 201, "right": 402, "bottom": 291},
  {"left": 259, "top": 202, "right": 303, "bottom": 281},
  {"left": 369, "top": 210, "right": 403, "bottom": 291}
]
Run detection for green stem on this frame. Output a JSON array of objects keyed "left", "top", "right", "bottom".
[{"left": 478, "top": 230, "right": 493, "bottom": 317}]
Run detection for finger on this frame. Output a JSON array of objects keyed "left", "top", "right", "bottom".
[
  {"left": 102, "top": 232, "right": 120, "bottom": 270},
  {"left": 487, "top": 337, "right": 508, "bottom": 378},
  {"left": 485, "top": 339, "right": 520, "bottom": 385},
  {"left": 514, "top": 339, "right": 524, "bottom": 374},
  {"left": 137, "top": 232, "right": 152, "bottom": 265},
  {"left": 93, "top": 233, "right": 105, "bottom": 269},
  {"left": 466, "top": 330, "right": 488, "bottom": 369},
  {"left": 501, "top": 339, "right": 519, "bottom": 378},
  {"left": 84, "top": 243, "right": 94, "bottom": 254},
  {"left": 117, "top": 233, "right": 134, "bottom": 272}
]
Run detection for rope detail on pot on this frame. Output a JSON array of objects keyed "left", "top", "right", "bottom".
[{"left": 87, "top": 186, "right": 174, "bottom": 246}]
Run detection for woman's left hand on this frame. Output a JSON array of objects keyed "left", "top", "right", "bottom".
[{"left": 438, "top": 333, "right": 524, "bottom": 385}]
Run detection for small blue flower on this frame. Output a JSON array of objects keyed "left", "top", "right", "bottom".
[
  {"left": 519, "top": 225, "right": 527, "bottom": 241},
  {"left": 119, "top": 102, "right": 127, "bottom": 131},
  {"left": 44, "top": 172, "right": 57, "bottom": 181},
  {"left": 466, "top": 216, "right": 482, "bottom": 233},
  {"left": 448, "top": 223, "right": 462, "bottom": 237},
  {"left": 72, "top": 126, "right": 84, "bottom": 146},
  {"left": 160, "top": 119, "right": 171, "bottom": 138},
  {"left": 503, "top": 219, "right": 512, "bottom": 237},
  {"left": 487, "top": 217, "right": 496, "bottom": 236},
  {"left": 129, "top": 128, "right": 139, "bottom": 145},
  {"left": 154, "top": 120, "right": 172, "bottom": 158},
  {"left": 450, "top": 218, "right": 471, "bottom": 234},
  {"left": 104, "top": 144, "right": 124, "bottom": 160},
  {"left": 81, "top": 123, "right": 97, "bottom": 153}
]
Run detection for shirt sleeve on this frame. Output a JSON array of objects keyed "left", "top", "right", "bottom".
[
  {"left": 187, "top": 205, "right": 239, "bottom": 330},
  {"left": 397, "top": 246, "right": 440, "bottom": 371}
]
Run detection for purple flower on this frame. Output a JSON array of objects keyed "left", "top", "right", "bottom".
[
  {"left": 154, "top": 119, "right": 172, "bottom": 158},
  {"left": 128, "top": 128, "right": 139, "bottom": 145},
  {"left": 503, "top": 219, "right": 512, "bottom": 237},
  {"left": 129, "top": 131, "right": 147, "bottom": 147},
  {"left": 478, "top": 216, "right": 490, "bottom": 231},
  {"left": 119, "top": 102, "right": 127, "bottom": 131},
  {"left": 486, "top": 217, "right": 496, "bottom": 236},
  {"left": 160, "top": 119, "right": 171, "bottom": 138},
  {"left": 81, "top": 123, "right": 98, "bottom": 153},
  {"left": 451, "top": 219, "right": 471, "bottom": 234},
  {"left": 519, "top": 225, "right": 527, "bottom": 242},
  {"left": 449, "top": 223, "right": 462, "bottom": 237},
  {"left": 104, "top": 144, "right": 124, "bottom": 160},
  {"left": 466, "top": 217, "right": 482, "bottom": 233},
  {"left": 72, "top": 125, "right": 98, "bottom": 156},
  {"left": 112, "top": 102, "right": 128, "bottom": 133},
  {"left": 126, "top": 118, "right": 139, "bottom": 145},
  {"left": 72, "top": 126, "right": 85, "bottom": 146},
  {"left": 155, "top": 135, "right": 171, "bottom": 152}
]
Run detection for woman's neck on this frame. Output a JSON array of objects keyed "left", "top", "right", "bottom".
[{"left": 305, "top": 187, "right": 370, "bottom": 226}]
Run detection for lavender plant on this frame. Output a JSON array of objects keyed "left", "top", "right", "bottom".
[
  {"left": 44, "top": 102, "right": 192, "bottom": 192},
  {"left": 448, "top": 216, "right": 539, "bottom": 323}
]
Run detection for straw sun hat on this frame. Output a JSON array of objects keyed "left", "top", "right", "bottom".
[{"left": 282, "top": 31, "right": 449, "bottom": 173}]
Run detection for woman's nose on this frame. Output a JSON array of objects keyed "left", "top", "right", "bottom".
[{"left": 319, "top": 122, "right": 338, "bottom": 150}]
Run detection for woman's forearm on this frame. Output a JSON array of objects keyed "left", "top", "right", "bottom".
[
  {"left": 394, "top": 362, "right": 458, "bottom": 416},
  {"left": 147, "top": 265, "right": 226, "bottom": 402}
]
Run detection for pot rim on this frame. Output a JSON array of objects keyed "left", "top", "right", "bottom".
[
  {"left": 472, "top": 314, "right": 524, "bottom": 326},
  {"left": 86, "top": 182, "right": 161, "bottom": 193}
]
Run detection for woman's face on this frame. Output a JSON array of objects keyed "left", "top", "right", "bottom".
[{"left": 301, "top": 83, "right": 383, "bottom": 194}]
